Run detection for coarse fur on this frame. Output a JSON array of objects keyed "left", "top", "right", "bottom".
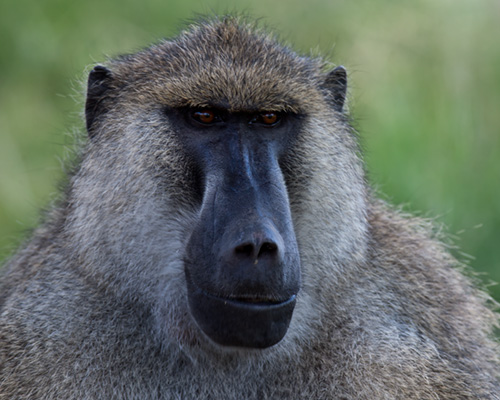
[{"left": 0, "top": 16, "right": 499, "bottom": 399}]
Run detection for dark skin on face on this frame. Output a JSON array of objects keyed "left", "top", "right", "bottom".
[{"left": 172, "top": 106, "right": 302, "bottom": 349}]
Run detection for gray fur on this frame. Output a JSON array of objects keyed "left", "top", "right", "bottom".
[{"left": 1, "top": 17, "right": 499, "bottom": 399}]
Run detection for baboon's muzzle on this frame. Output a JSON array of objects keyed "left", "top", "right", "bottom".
[{"left": 183, "top": 127, "right": 301, "bottom": 348}]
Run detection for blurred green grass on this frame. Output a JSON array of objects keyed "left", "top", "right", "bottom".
[{"left": 1, "top": 0, "right": 499, "bottom": 302}]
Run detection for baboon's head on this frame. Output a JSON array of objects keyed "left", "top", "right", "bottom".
[{"left": 78, "top": 17, "right": 366, "bottom": 350}]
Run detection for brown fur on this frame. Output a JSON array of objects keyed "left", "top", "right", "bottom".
[{"left": 1, "top": 16, "right": 499, "bottom": 399}]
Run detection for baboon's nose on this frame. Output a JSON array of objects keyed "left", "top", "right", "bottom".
[
  {"left": 233, "top": 235, "right": 279, "bottom": 261},
  {"left": 223, "top": 222, "right": 284, "bottom": 265}
]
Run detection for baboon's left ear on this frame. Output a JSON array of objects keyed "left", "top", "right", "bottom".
[
  {"left": 322, "top": 65, "right": 347, "bottom": 112},
  {"left": 85, "top": 65, "right": 113, "bottom": 138}
]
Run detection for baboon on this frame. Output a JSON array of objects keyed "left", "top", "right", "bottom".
[{"left": 0, "top": 16, "right": 499, "bottom": 399}]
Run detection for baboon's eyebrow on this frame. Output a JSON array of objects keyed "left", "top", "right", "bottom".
[{"left": 163, "top": 96, "right": 302, "bottom": 114}]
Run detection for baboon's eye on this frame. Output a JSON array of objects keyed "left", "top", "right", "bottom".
[
  {"left": 192, "top": 109, "right": 218, "bottom": 125},
  {"left": 261, "top": 112, "right": 279, "bottom": 125},
  {"left": 251, "top": 112, "right": 281, "bottom": 126}
]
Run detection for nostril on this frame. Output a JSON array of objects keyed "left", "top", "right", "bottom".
[
  {"left": 234, "top": 243, "right": 255, "bottom": 257},
  {"left": 258, "top": 242, "right": 278, "bottom": 258},
  {"left": 233, "top": 241, "right": 278, "bottom": 260}
]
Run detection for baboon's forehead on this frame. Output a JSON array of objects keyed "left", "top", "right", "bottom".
[{"left": 113, "top": 19, "right": 326, "bottom": 113}]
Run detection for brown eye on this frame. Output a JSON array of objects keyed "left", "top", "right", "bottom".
[
  {"left": 259, "top": 112, "right": 279, "bottom": 125},
  {"left": 193, "top": 110, "right": 216, "bottom": 124}
]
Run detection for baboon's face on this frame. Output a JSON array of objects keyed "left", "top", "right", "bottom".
[
  {"left": 169, "top": 107, "right": 302, "bottom": 348},
  {"left": 83, "top": 20, "right": 352, "bottom": 350}
]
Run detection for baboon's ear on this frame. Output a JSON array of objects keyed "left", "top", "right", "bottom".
[
  {"left": 85, "top": 65, "right": 113, "bottom": 138},
  {"left": 323, "top": 65, "right": 347, "bottom": 112}
]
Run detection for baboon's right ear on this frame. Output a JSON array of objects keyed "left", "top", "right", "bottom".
[{"left": 85, "top": 65, "right": 113, "bottom": 138}]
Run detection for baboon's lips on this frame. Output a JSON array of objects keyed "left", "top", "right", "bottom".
[{"left": 187, "top": 281, "right": 296, "bottom": 349}]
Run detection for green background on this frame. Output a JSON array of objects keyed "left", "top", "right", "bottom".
[{"left": 1, "top": 0, "right": 499, "bottom": 303}]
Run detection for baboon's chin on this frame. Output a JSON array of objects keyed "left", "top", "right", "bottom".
[{"left": 186, "top": 281, "right": 296, "bottom": 349}]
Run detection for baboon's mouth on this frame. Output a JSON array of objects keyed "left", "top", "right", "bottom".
[
  {"left": 225, "top": 295, "right": 290, "bottom": 306},
  {"left": 208, "top": 292, "right": 296, "bottom": 310},
  {"left": 185, "top": 277, "right": 296, "bottom": 348}
]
